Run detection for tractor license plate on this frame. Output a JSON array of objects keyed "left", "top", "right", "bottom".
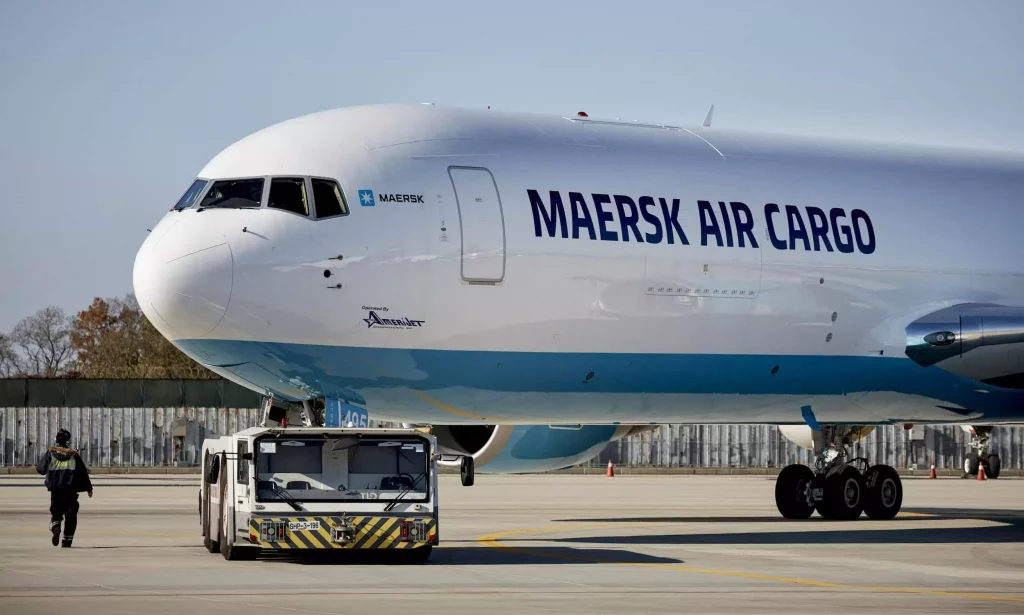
[{"left": 287, "top": 520, "right": 320, "bottom": 532}]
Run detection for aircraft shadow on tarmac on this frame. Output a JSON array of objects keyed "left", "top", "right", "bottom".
[
  {"left": 539, "top": 508, "right": 1024, "bottom": 546},
  {"left": 256, "top": 545, "right": 682, "bottom": 567}
]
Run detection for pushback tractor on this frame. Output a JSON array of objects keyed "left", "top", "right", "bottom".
[{"left": 199, "top": 426, "right": 444, "bottom": 562}]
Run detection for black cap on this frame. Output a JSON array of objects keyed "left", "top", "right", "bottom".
[{"left": 55, "top": 429, "right": 71, "bottom": 446}]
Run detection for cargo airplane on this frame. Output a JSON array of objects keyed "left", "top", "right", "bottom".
[{"left": 133, "top": 103, "right": 1024, "bottom": 521}]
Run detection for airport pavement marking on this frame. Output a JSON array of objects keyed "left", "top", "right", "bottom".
[{"left": 475, "top": 520, "right": 1024, "bottom": 604}]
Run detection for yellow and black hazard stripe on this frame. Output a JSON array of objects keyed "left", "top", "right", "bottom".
[{"left": 248, "top": 516, "right": 437, "bottom": 550}]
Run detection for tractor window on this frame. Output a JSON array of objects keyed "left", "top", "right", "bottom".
[
  {"left": 254, "top": 436, "right": 429, "bottom": 503},
  {"left": 206, "top": 453, "right": 220, "bottom": 484},
  {"left": 237, "top": 441, "right": 249, "bottom": 484}
]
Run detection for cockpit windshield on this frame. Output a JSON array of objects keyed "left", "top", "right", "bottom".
[
  {"left": 254, "top": 435, "right": 429, "bottom": 503},
  {"left": 172, "top": 179, "right": 208, "bottom": 211},
  {"left": 198, "top": 178, "right": 264, "bottom": 210}
]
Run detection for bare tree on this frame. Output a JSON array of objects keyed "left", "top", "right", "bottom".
[
  {"left": 11, "top": 306, "right": 75, "bottom": 377},
  {"left": 69, "top": 294, "right": 217, "bottom": 379},
  {"left": 0, "top": 332, "right": 20, "bottom": 377}
]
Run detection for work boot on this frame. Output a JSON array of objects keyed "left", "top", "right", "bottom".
[
  {"left": 61, "top": 535, "right": 73, "bottom": 548},
  {"left": 49, "top": 522, "right": 61, "bottom": 547}
]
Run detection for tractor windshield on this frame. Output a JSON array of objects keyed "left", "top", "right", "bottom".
[{"left": 254, "top": 435, "right": 429, "bottom": 503}]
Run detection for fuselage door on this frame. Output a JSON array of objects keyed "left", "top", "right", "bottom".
[{"left": 448, "top": 166, "right": 506, "bottom": 283}]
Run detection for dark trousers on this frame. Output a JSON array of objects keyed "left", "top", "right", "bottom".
[{"left": 49, "top": 490, "right": 79, "bottom": 538}]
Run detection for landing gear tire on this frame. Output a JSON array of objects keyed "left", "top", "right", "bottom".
[
  {"left": 812, "top": 475, "right": 833, "bottom": 519},
  {"left": 863, "top": 465, "right": 902, "bottom": 520},
  {"left": 816, "top": 465, "right": 864, "bottom": 520},
  {"left": 983, "top": 454, "right": 1001, "bottom": 479},
  {"left": 964, "top": 452, "right": 980, "bottom": 477},
  {"left": 833, "top": 465, "right": 865, "bottom": 520},
  {"left": 775, "top": 464, "right": 815, "bottom": 519}
]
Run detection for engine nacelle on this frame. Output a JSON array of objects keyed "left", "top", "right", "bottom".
[
  {"left": 777, "top": 425, "right": 876, "bottom": 450},
  {"left": 421, "top": 424, "right": 656, "bottom": 473},
  {"left": 777, "top": 425, "right": 816, "bottom": 450},
  {"left": 905, "top": 303, "right": 1024, "bottom": 384}
]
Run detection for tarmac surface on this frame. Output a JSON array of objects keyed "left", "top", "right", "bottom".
[{"left": 0, "top": 473, "right": 1022, "bottom": 614}]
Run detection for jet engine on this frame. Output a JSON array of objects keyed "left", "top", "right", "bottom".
[{"left": 415, "top": 424, "right": 658, "bottom": 473}]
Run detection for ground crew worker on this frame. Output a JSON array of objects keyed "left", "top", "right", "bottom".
[{"left": 36, "top": 429, "right": 93, "bottom": 547}]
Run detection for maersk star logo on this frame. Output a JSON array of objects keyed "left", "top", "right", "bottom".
[{"left": 358, "top": 189, "right": 375, "bottom": 206}]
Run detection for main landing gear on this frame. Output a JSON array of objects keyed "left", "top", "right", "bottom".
[
  {"left": 962, "top": 426, "right": 1000, "bottom": 479},
  {"left": 775, "top": 425, "right": 903, "bottom": 520}
]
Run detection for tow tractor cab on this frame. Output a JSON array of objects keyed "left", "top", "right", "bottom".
[{"left": 200, "top": 427, "right": 440, "bottom": 562}]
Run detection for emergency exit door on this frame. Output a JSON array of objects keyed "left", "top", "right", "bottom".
[{"left": 449, "top": 166, "right": 506, "bottom": 283}]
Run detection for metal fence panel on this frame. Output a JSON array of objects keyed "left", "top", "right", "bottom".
[
  {"left": 0, "top": 407, "right": 397, "bottom": 467},
  {"left": 4, "top": 407, "right": 1024, "bottom": 470},
  {"left": 586, "top": 423, "right": 1024, "bottom": 470}
]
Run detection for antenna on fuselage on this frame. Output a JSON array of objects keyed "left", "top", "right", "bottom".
[{"left": 702, "top": 104, "right": 715, "bottom": 128}]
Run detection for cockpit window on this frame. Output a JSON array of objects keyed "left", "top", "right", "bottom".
[
  {"left": 312, "top": 179, "right": 349, "bottom": 219},
  {"left": 268, "top": 178, "right": 309, "bottom": 216},
  {"left": 198, "top": 178, "right": 264, "bottom": 210},
  {"left": 172, "top": 179, "right": 208, "bottom": 211}
]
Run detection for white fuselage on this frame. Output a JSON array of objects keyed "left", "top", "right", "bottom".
[{"left": 133, "top": 104, "right": 1024, "bottom": 426}]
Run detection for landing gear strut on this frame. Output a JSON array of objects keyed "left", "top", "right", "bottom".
[
  {"left": 962, "top": 426, "right": 1000, "bottom": 478},
  {"left": 258, "top": 396, "right": 325, "bottom": 428},
  {"left": 775, "top": 425, "right": 903, "bottom": 520}
]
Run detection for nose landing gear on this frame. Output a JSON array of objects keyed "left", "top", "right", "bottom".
[{"left": 962, "top": 426, "right": 1001, "bottom": 479}]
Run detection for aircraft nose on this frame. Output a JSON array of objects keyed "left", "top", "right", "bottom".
[{"left": 133, "top": 217, "right": 233, "bottom": 339}]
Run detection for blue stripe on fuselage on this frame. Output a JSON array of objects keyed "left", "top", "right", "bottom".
[{"left": 174, "top": 339, "right": 1024, "bottom": 423}]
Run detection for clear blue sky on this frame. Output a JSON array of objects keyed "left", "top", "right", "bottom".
[{"left": 1, "top": 0, "right": 1022, "bottom": 331}]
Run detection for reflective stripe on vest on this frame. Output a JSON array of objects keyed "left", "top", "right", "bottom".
[{"left": 49, "top": 456, "right": 76, "bottom": 471}]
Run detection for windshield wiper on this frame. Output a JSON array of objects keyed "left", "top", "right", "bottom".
[
  {"left": 384, "top": 471, "right": 427, "bottom": 512},
  {"left": 267, "top": 482, "right": 303, "bottom": 512}
]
